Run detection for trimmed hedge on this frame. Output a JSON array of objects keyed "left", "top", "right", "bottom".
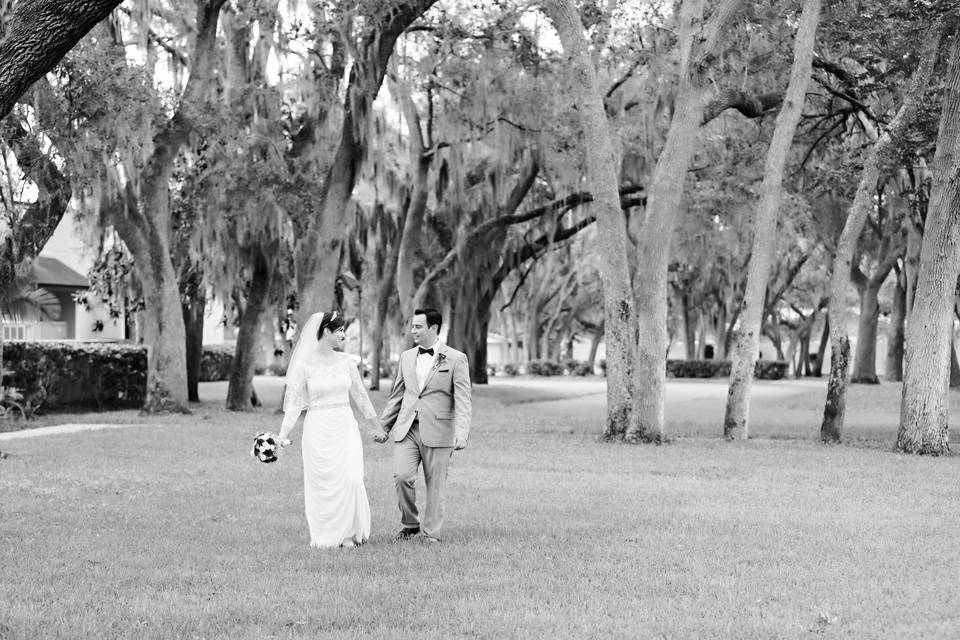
[
  {"left": 667, "top": 359, "right": 730, "bottom": 378},
  {"left": 521, "top": 359, "right": 595, "bottom": 376},
  {"left": 525, "top": 360, "right": 563, "bottom": 376},
  {"left": 595, "top": 358, "right": 788, "bottom": 380},
  {"left": 560, "top": 359, "right": 594, "bottom": 376},
  {"left": 2, "top": 341, "right": 147, "bottom": 415},
  {"left": 666, "top": 359, "right": 789, "bottom": 380},
  {"left": 754, "top": 359, "right": 790, "bottom": 380},
  {"left": 200, "top": 344, "right": 235, "bottom": 382}
]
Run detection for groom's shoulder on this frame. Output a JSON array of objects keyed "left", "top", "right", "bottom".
[{"left": 442, "top": 345, "right": 468, "bottom": 361}]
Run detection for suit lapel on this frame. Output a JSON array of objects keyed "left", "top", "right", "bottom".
[{"left": 404, "top": 349, "right": 420, "bottom": 392}]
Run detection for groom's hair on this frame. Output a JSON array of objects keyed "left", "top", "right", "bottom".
[{"left": 415, "top": 307, "right": 442, "bottom": 332}]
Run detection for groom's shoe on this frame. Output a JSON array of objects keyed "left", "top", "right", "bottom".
[{"left": 395, "top": 527, "right": 420, "bottom": 540}]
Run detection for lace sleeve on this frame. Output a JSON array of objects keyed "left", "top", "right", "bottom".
[
  {"left": 283, "top": 363, "right": 308, "bottom": 414},
  {"left": 347, "top": 357, "right": 378, "bottom": 420}
]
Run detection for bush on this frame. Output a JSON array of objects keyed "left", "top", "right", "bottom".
[
  {"left": 199, "top": 344, "right": 235, "bottom": 382},
  {"left": 1, "top": 369, "right": 25, "bottom": 419},
  {"left": 500, "top": 363, "right": 519, "bottom": 377},
  {"left": 2, "top": 341, "right": 147, "bottom": 416},
  {"left": 560, "top": 359, "right": 593, "bottom": 376},
  {"left": 667, "top": 359, "right": 731, "bottom": 378},
  {"left": 526, "top": 360, "right": 563, "bottom": 376},
  {"left": 665, "top": 359, "right": 789, "bottom": 380},
  {"left": 755, "top": 359, "right": 789, "bottom": 380}
]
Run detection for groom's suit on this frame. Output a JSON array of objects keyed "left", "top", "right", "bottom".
[{"left": 380, "top": 342, "right": 472, "bottom": 538}]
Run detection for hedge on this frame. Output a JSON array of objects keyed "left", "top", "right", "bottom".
[
  {"left": 666, "top": 359, "right": 789, "bottom": 380},
  {"left": 596, "top": 358, "right": 789, "bottom": 380},
  {"left": 199, "top": 343, "right": 235, "bottom": 382},
  {"left": 525, "top": 360, "right": 563, "bottom": 376},
  {"left": 2, "top": 341, "right": 147, "bottom": 416}
]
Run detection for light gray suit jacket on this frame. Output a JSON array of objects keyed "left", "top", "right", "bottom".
[{"left": 379, "top": 343, "right": 472, "bottom": 447}]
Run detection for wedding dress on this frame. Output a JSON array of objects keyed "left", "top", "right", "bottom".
[{"left": 282, "top": 353, "right": 377, "bottom": 547}]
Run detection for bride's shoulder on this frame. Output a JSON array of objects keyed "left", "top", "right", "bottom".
[{"left": 336, "top": 352, "right": 359, "bottom": 366}]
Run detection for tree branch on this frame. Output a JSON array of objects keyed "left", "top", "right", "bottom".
[
  {"left": 0, "top": 117, "right": 71, "bottom": 293},
  {"left": 0, "top": 0, "right": 126, "bottom": 121},
  {"left": 118, "top": 6, "right": 188, "bottom": 67},
  {"left": 702, "top": 89, "right": 784, "bottom": 125},
  {"left": 813, "top": 76, "right": 884, "bottom": 125}
]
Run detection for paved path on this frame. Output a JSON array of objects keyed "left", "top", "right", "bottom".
[{"left": 0, "top": 421, "right": 156, "bottom": 441}]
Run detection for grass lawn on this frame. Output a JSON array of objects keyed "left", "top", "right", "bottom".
[{"left": 2, "top": 377, "right": 959, "bottom": 639}]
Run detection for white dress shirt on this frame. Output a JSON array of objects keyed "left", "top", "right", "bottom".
[{"left": 415, "top": 344, "right": 437, "bottom": 390}]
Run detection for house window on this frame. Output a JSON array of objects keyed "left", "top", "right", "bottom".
[{"left": 2, "top": 324, "right": 26, "bottom": 340}]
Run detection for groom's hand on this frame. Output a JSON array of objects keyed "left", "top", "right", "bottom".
[{"left": 454, "top": 437, "right": 467, "bottom": 451}]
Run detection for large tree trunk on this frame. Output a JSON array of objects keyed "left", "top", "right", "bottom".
[
  {"left": 682, "top": 294, "right": 697, "bottom": 359},
  {"left": 226, "top": 249, "right": 274, "bottom": 411},
  {"left": 850, "top": 280, "right": 882, "bottom": 384},
  {"left": 633, "top": 0, "right": 743, "bottom": 443},
  {"left": 724, "top": 0, "right": 819, "bottom": 440},
  {"left": 506, "top": 308, "right": 522, "bottom": 364},
  {"left": 544, "top": 0, "right": 639, "bottom": 440},
  {"left": 0, "top": 0, "right": 125, "bottom": 121},
  {"left": 130, "top": 226, "right": 190, "bottom": 413},
  {"left": 885, "top": 269, "right": 906, "bottom": 382},
  {"left": 715, "top": 304, "right": 729, "bottom": 359},
  {"left": 369, "top": 205, "right": 401, "bottom": 391},
  {"left": 525, "top": 303, "right": 543, "bottom": 361},
  {"left": 447, "top": 281, "right": 494, "bottom": 384},
  {"left": 897, "top": 30, "right": 960, "bottom": 456},
  {"left": 950, "top": 337, "right": 960, "bottom": 389},
  {"left": 393, "top": 84, "right": 432, "bottom": 325},
  {"left": 180, "top": 269, "right": 205, "bottom": 403},
  {"left": 587, "top": 320, "right": 604, "bottom": 368},
  {"left": 367, "top": 287, "right": 390, "bottom": 390},
  {"left": 109, "top": 0, "right": 225, "bottom": 413},
  {"left": 813, "top": 312, "right": 829, "bottom": 377},
  {"left": 822, "top": 32, "right": 940, "bottom": 442},
  {"left": 799, "top": 330, "right": 812, "bottom": 377},
  {"left": 368, "top": 290, "right": 389, "bottom": 391},
  {"left": 904, "top": 217, "right": 923, "bottom": 314},
  {"left": 297, "top": 1, "right": 436, "bottom": 322}
]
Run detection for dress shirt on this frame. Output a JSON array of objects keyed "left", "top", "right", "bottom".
[{"left": 416, "top": 344, "right": 437, "bottom": 390}]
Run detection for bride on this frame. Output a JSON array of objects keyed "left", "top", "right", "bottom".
[{"left": 278, "top": 311, "right": 378, "bottom": 548}]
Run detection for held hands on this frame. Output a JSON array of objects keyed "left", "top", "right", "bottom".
[
  {"left": 454, "top": 436, "right": 467, "bottom": 451},
  {"left": 368, "top": 419, "right": 388, "bottom": 443}
]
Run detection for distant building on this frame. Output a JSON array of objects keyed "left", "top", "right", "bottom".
[{"left": 1, "top": 256, "right": 125, "bottom": 341}]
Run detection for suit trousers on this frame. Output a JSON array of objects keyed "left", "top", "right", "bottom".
[{"left": 393, "top": 422, "right": 453, "bottom": 538}]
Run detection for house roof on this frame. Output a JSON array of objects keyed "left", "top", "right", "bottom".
[{"left": 31, "top": 256, "right": 89, "bottom": 288}]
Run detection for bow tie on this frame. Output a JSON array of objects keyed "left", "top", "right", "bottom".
[{"left": 418, "top": 347, "right": 434, "bottom": 356}]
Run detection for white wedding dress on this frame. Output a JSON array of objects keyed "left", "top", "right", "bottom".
[{"left": 282, "top": 353, "right": 377, "bottom": 547}]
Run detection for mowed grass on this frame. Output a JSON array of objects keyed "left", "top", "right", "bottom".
[{"left": 2, "top": 378, "right": 960, "bottom": 639}]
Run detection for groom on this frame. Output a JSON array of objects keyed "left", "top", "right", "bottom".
[{"left": 375, "top": 307, "right": 472, "bottom": 543}]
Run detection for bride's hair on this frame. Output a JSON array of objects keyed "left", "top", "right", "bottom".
[{"left": 316, "top": 311, "right": 346, "bottom": 339}]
